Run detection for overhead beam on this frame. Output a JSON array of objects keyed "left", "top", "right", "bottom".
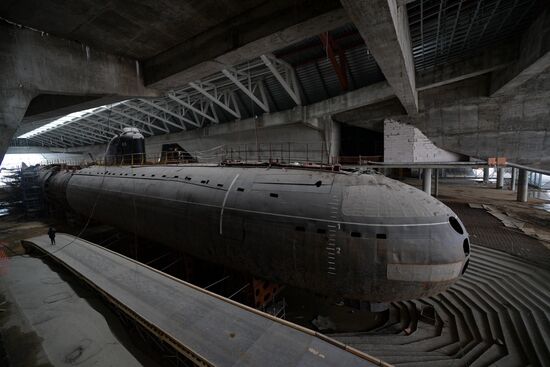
[
  {"left": 39, "top": 130, "right": 81, "bottom": 146},
  {"left": 341, "top": 0, "right": 418, "bottom": 114},
  {"left": 124, "top": 103, "right": 186, "bottom": 131},
  {"left": 144, "top": 2, "right": 349, "bottom": 90},
  {"left": 80, "top": 117, "right": 126, "bottom": 134},
  {"left": 491, "top": 9, "right": 550, "bottom": 96},
  {"left": 164, "top": 95, "right": 216, "bottom": 125},
  {"left": 108, "top": 109, "right": 169, "bottom": 133},
  {"left": 261, "top": 54, "right": 302, "bottom": 106},
  {"left": 319, "top": 32, "right": 349, "bottom": 90},
  {"left": 61, "top": 126, "right": 108, "bottom": 143},
  {"left": 138, "top": 99, "right": 190, "bottom": 127},
  {"left": 222, "top": 69, "right": 270, "bottom": 113},
  {"left": 72, "top": 121, "right": 119, "bottom": 138},
  {"left": 189, "top": 83, "right": 241, "bottom": 119}
]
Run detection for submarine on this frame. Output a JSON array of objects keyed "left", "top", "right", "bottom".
[{"left": 39, "top": 128, "right": 470, "bottom": 303}]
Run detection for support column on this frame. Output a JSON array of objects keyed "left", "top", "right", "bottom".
[
  {"left": 0, "top": 90, "right": 34, "bottom": 164},
  {"left": 496, "top": 167, "right": 504, "bottom": 189},
  {"left": 538, "top": 172, "right": 543, "bottom": 188},
  {"left": 511, "top": 168, "right": 517, "bottom": 191},
  {"left": 434, "top": 168, "right": 439, "bottom": 197},
  {"left": 517, "top": 169, "right": 529, "bottom": 202},
  {"left": 422, "top": 168, "right": 432, "bottom": 195},
  {"left": 483, "top": 167, "right": 489, "bottom": 184}
]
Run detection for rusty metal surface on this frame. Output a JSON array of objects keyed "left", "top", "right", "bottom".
[
  {"left": 445, "top": 202, "right": 550, "bottom": 268},
  {"left": 23, "top": 234, "right": 387, "bottom": 367}
]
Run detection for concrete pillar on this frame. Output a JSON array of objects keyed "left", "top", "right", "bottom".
[
  {"left": 434, "top": 168, "right": 439, "bottom": 197},
  {"left": 538, "top": 172, "right": 543, "bottom": 188},
  {"left": 320, "top": 116, "right": 340, "bottom": 165},
  {"left": 496, "top": 167, "right": 504, "bottom": 189},
  {"left": 423, "top": 168, "right": 432, "bottom": 195},
  {"left": 511, "top": 168, "right": 517, "bottom": 191},
  {"left": 517, "top": 169, "right": 529, "bottom": 202},
  {"left": 0, "top": 90, "right": 34, "bottom": 165},
  {"left": 483, "top": 167, "right": 490, "bottom": 184}
]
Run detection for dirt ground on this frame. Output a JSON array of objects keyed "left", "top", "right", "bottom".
[{"left": 0, "top": 215, "right": 49, "bottom": 256}]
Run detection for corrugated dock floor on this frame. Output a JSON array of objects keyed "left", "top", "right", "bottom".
[{"left": 333, "top": 202, "right": 550, "bottom": 366}]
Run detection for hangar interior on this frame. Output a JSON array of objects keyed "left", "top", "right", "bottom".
[{"left": 1, "top": 0, "right": 549, "bottom": 366}]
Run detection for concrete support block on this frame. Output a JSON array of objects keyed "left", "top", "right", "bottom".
[
  {"left": 517, "top": 169, "right": 529, "bottom": 202},
  {"left": 511, "top": 168, "right": 517, "bottom": 191},
  {"left": 422, "top": 168, "right": 432, "bottom": 195},
  {"left": 496, "top": 167, "right": 505, "bottom": 189}
]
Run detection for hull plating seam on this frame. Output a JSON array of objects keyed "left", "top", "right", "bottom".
[
  {"left": 219, "top": 174, "right": 240, "bottom": 235},
  {"left": 70, "top": 183, "right": 450, "bottom": 228}
]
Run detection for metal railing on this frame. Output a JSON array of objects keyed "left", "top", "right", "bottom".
[
  {"left": 338, "top": 155, "right": 383, "bottom": 165},
  {"left": 35, "top": 143, "right": 386, "bottom": 169},
  {"left": 220, "top": 142, "right": 332, "bottom": 165}
]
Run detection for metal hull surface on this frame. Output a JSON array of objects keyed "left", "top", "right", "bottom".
[{"left": 45, "top": 165, "right": 470, "bottom": 302}]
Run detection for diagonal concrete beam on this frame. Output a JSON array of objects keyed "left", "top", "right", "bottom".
[
  {"left": 341, "top": 0, "right": 418, "bottom": 115},
  {"left": 144, "top": 1, "right": 349, "bottom": 90},
  {"left": 491, "top": 9, "right": 550, "bottom": 96}
]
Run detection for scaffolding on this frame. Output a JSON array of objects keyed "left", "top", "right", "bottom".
[{"left": 20, "top": 165, "right": 44, "bottom": 218}]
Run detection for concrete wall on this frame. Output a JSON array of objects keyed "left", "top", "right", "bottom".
[
  {"left": 145, "top": 121, "right": 327, "bottom": 163},
  {"left": 384, "top": 119, "right": 462, "bottom": 163},
  {"left": 65, "top": 118, "right": 344, "bottom": 164},
  {"left": 414, "top": 88, "right": 550, "bottom": 168}
]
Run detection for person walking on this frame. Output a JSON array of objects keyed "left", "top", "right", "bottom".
[{"left": 48, "top": 226, "right": 56, "bottom": 245}]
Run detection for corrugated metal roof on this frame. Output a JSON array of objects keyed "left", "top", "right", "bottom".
[{"left": 408, "top": 0, "right": 543, "bottom": 71}]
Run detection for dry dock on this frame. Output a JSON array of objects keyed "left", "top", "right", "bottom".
[{"left": 22, "top": 233, "right": 389, "bottom": 367}]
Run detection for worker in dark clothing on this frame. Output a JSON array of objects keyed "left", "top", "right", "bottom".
[{"left": 48, "top": 227, "right": 56, "bottom": 245}]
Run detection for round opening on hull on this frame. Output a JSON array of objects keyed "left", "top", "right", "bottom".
[
  {"left": 449, "top": 216, "right": 464, "bottom": 234},
  {"left": 462, "top": 259, "right": 470, "bottom": 275},
  {"left": 463, "top": 238, "right": 470, "bottom": 255}
]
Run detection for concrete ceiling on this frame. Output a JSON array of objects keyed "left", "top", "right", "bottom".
[
  {"left": 0, "top": 0, "right": 341, "bottom": 60},
  {"left": 0, "top": 0, "right": 265, "bottom": 59}
]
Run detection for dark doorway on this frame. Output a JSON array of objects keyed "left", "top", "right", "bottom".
[{"left": 340, "top": 124, "right": 383, "bottom": 158}]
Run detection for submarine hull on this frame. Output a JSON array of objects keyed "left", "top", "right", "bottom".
[{"left": 45, "top": 164, "right": 470, "bottom": 302}]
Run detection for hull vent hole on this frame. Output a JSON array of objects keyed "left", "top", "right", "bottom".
[
  {"left": 449, "top": 217, "right": 464, "bottom": 234},
  {"left": 463, "top": 238, "right": 470, "bottom": 255}
]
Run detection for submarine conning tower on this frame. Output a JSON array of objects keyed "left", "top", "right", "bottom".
[
  {"left": 41, "top": 162, "right": 470, "bottom": 303},
  {"left": 105, "top": 127, "right": 146, "bottom": 165}
]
